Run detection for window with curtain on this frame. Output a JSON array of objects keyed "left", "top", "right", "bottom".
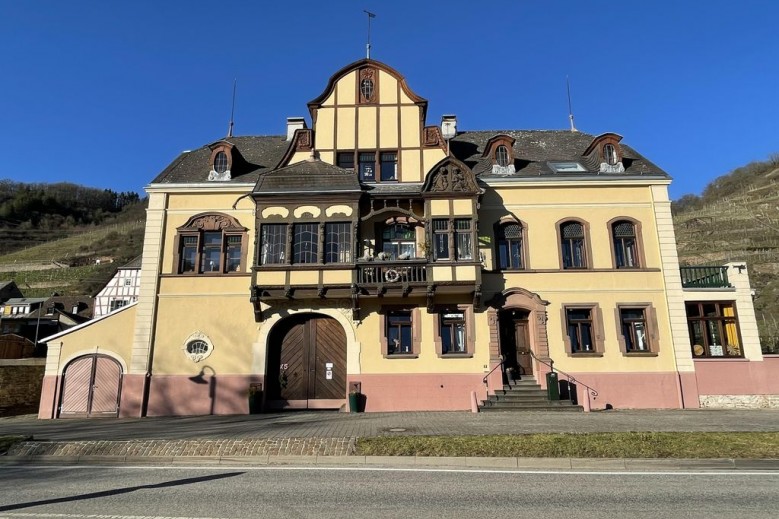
[
  {"left": 440, "top": 311, "right": 466, "bottom": 354},
  {"left": 497, "top": 222, "right": 523, "bottom": 270},
  {"left": 260, "top": 224, "right": 287, "bottom": 265},
  {"left": 613, "top": 220, "right": 639, "bottom": 268},
  {"left": 561, "top": 221, "right": 587, "bottom": 269},
  {"left": 686, "top": 302, "right": 742, "bottom": 357},
  {"left": 293, "top": 223, "right": 319, "bottom": 264},
  {"left": 325, "top": 222, "right": 352, "bottom": 263}
]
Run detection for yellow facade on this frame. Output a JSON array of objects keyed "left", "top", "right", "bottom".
[{"left": 42, "top": 57, "right": 766, "bottom": 419}]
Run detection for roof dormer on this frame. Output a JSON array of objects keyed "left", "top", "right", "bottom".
[
  {"left": 583, "top": 133, "right": 625, "bottom": 173},
  {"left": 207, "top": 140, "right": 234, "bottom": 181},
  {"left": 482, "top": 134, "right": 516, "bottom": 175}
]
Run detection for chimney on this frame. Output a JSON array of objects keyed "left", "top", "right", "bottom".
[{"left": 286, "top": 117, "right": 307, "bottom": 141}]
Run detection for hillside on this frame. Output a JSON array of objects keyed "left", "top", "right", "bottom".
[
  {"left": 0, "top": 193, "right": 146, "bottom": 298},
  {"left": 672, "top": 154, "right": 779, "bottom": 339}
]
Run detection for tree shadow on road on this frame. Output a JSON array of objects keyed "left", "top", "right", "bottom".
[{"left": 0, "top": 471, "right": 244, "bottom": 512}]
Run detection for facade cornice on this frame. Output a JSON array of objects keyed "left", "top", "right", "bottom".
[
  {"left": 480, "top": 177, "right": 671, "bottom": 188},
  {"left": 145, "top": 183, "right": 255, "bottom": 194}
]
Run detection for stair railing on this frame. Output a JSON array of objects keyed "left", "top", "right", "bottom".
[
  {"left": 525, "top": 350, "right": 599, "bottom": 408},
  {"left": 482, "top": 355, "right": 505, "bottom": 398}
]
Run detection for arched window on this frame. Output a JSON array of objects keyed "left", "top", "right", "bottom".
[
  {"left": 612, "top": 220, "right": 639, "bottom": 268},
  {"left": 560, "top": 221, "right": 587, "bottom": 269},
  {"left": 497, "top": 222, "right": 524, "bottom": 270},
  {"left": 603, "top": 144, "right": 618, "bottom": 166},
  {"left": 175, "top": 213, "right": 247, "bottom": 274},
  {"left": 495, "top": 145, "right": 510, "bottom": 167},
  {"left": 214, "top": 151, "right": 229, "bottom": 173}
]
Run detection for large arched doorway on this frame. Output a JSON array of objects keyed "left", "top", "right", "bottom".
[
  {"left": 59, "top": 354, "right": 122, "bottom": 418},
  {"left": 266, "top": 313, "right": 347, "bottom": 409}
]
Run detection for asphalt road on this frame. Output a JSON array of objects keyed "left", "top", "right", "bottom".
[{"left": 1, "top": 465, "right": 777, "bottom": 518}]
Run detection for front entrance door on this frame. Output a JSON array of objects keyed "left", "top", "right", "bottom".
[
  {"left": 267, "top": 314, "right": 347, "bottom": 409},
  {"left": 59, "top": 354, "right": 122, "bottom": 418},
  {"left": 499, "top": 309, "right": 533, "bottom": 382}
]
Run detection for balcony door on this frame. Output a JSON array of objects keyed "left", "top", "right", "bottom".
[{"left": 266, "top": 314, "right": 347, "bottom": 409}]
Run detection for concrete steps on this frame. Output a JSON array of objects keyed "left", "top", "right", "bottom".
[{"left": 480, "top": 377, "right": 583, "bottom": 412}]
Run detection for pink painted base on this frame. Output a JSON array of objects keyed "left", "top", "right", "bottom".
[
  {"left": 145, "top": 375, "right": 264, "bottom": 416},
  {"left": 694, "top": 357, "right": 779, "bottom": 395},
  {"left": 119, "top": 374, "right": 146, "bottom": 418},
  {"left": 37, "top": 375, "right": 58, "bottom": 419},
  {"left": 558, "top": 372, "right": 685, "bottom": 410},
  {"left": 351, "top": 373, "right": 484, "bottom": 412}
]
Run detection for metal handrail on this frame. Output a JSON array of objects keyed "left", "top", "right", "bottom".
[
  {"left": 525, "top": 350, "right": 599, "bottom": 402},
  {"left": 482, "top": 355, "right": 505, "bottom": 387}
]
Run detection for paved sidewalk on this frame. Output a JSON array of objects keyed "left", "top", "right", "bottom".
[
  {"left": 2, "top": 409, "right": 778, "bottom": 469},
  {"left": 3, "top": 408, "right": 779, "bottom": 441}
]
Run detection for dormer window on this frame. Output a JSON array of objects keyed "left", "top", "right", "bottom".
[
  {"left": 584, "top": 133, "right": 625, "bottom": 173},
  {"left": 495, "top": 145, "right": 510, "bottom": 167},
  {"left": 208, "top": 142, "right": 233, "bottom": 181},
  {"left": 483, "top": 135, "right": 516, "bottom": 175},
  {"left": 604, "top": 144, "right": 618, "bottom": 166},
  {"left": 214, "top": 151, "right": 228, "bottom": 174}
]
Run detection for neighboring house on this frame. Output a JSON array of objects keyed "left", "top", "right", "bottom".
[
  {"left": 93, "top": 256, "right": 142, "bottom": 318},
  {"left": 38, "top": 58, "right": 778, "bottom": 419},
  {"left": 1, "top": 296, "right": 92, "bottom": 359},
  {"left": 0, "top": 281, "right": 24, "bottom": 304}
]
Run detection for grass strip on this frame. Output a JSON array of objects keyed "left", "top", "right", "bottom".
[
  {"left": 0, "top": 436, "right": 31, "bottom": 455},
  {"left": 356, "top": 432, "right": 779, "bottom": 459}
]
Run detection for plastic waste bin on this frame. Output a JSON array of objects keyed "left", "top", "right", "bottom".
[{"left": 546, "top": 372, "right": 560, "bottom": 401}]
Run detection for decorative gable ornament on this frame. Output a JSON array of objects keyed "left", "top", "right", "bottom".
[
  {"left": 492, "top": 164, "right": 516, "bottom": 176},
  {"left": 423, "top": 157, "right": 479, "bottom": 196},
  {"left": 599, "top": 162, "right": 625, "bottom": 174},
  {"left": 208, "top": 168, "right": 231, "bottom": 182}
]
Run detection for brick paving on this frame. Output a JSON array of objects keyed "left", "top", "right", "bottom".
[{"left": 2, "top": 408, "right": 778, "bottom": 460}]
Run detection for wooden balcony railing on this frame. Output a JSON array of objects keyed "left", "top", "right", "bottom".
[
  {"left": 680, "top": 266, "right": 731, "bottom": 289},
  {"left": 356, "top": 260, "right": 427, "bottom": 285}
]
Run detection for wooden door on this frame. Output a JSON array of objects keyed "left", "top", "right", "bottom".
[
  {"left": 59, "top": 355, "right": 122, "bottom": 418},
  {"left": 515, "top": 320, "right": 533, "bottom": 376},
  {"left": 268, "top": 314, "right": 346, "bottom": 408}
]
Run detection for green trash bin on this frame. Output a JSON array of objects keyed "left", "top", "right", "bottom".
[
  {"left": 546, "top": 372, "right": 560, "bottom": 401},
  {"left": 349, "top": 392, "right": 360, "bottom": 413}
]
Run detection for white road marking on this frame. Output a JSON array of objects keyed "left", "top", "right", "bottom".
[
  {"left": 7, "top": 464, "right": 779, "bottom": 476},
  {"left": 1, "top": 514, "right": 222, "bottom": 519}
]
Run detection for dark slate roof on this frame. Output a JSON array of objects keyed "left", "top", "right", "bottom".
[
  {"left": 253, "top": 159, "right": 361, "bottom": 194},
  {"left": 151, "top": 136, "right": 291, "bottom": 185},
  {"left": 450, "top": 130, "right": 668, "bottom": 179},
  {"left": 121, "top": 255, "right": 142, "bottom": 269}
]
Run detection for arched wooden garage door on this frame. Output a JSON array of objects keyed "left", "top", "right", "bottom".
[
  {"left": 266, "top": 314, "right": 347, "bottom": 409},
  {"left": 59, "top": 354, "right": 122, "bottom": 418}
]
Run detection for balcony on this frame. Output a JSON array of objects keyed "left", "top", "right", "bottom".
[
  {"left": 356, "top": 259, "right": 427, "bottom": 286},
  {"left": 680, "top": 266, "right": 732, "bottom": 289}
]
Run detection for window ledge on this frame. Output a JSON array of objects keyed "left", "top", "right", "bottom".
[
  {"left": 438, "top": 353, "right": 474, "bottom": 359},
  {"left": 162, "top": 272, "right": 250, "bottom": 278},
  {"left": 623, "top": 351, "right": 658, "bottom": 357},
  {"left": 383, "top": 354, "right": 419, "bottom": 359},
  {"left": 568, "top": 352, "right": 603, "bottom": 358}
]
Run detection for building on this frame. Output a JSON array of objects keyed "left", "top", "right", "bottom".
[
  {"left": 38, "top": 58, "right": 778, "bottom": 418},
  {"left": 93, "top": 256, "right": 142, "bottom": 318}
]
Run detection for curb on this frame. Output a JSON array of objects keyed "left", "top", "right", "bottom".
[{"left": 1, "top": 455, "right": 777, "bottom": 471}]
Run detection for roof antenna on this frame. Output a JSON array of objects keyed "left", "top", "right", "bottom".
[
  {"left": 567, "top": 76, "right": 578, "bottom": 132},
  {"left": 227, "top": 78, "right": 237, "bottom": 137},
  {"left": 364, "top": 10, "right": 376, "bottom": 59}
]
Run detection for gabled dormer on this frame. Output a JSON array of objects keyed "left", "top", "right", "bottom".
[
  {"left": 482, "top": 134, "right": 516, "bottom": 175},
  {"left": 207, "top": 140, "right": 234, "bottom": 181},
  {"left": 583, "top": 132, "right": 625, "bottom": 173},
  {"left": 297, "top": 58, "right": 447, "bottom": 182}
]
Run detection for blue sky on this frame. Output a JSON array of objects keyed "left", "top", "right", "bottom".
[{"left": 1, "top": 1, "right": 777, "bottom": 200}]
